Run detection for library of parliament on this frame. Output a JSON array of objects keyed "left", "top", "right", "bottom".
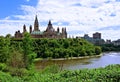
[{"left": 14, "top": 15, "right": 67, "bottom": 38}]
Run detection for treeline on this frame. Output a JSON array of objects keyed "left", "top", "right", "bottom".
[
  {"left": 33, "top": 38, "right": 101, "bottom": 58},
  {"left": 12, "top": 38, "right": 102, "bottom": 59},
  {"left": 100, "top": 44, "right": 120, "bottom": 52}
]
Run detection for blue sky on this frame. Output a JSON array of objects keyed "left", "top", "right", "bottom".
[
  {"left": 0, "top": 0, "right": 37, "bottom": 18},
  {"left": 0, "top": 0, "right": 120, "bottom": 41}
]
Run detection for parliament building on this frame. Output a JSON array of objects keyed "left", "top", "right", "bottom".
[{"left": 14, "top": 15, "right": 67, "bottom": 38}]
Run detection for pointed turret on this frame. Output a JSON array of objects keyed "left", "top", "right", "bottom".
[
  {"left": 34, "top": 15, "right": 39, "bottom": 31},
  {"left": 23, "top": 24, "right": 27, "bottom": 33},
  {"left": 65, "top": 27, "right": 67, "bottom": 34},
  {"left": 46, "top": 20, "right": 54, "bottom": 32},
  {"left": 57, "top": 27, "right": 59, "bottom": 33},
  {"left": 29, "top": 25, "right": 32, "bottom": 33},
  {"left": 48, "top": 20, "right": 52, "bottom": 25},
  {"left": 62, "top": 27, "right": 67, "bottom": 38}
]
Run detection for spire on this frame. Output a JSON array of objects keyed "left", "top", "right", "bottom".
[
  {"left": 48, "top": 20, "right": 52, "bottom": 25},
  {"left": 65, "top": 27, "right": 67, "bottom": 34},
  {"left": 23, "top": 24, "right": 27, "bottom": 33},
  {"left": 29, "top": 25, "right": 32, "bottom": 33},
  {"left": 57, "top": 27, "right": 59, "bottom": 33},
  {"left": 34, "top": 15, "right": 39, "bottom": 31},
  {"left": 46, "top": 20, "right": 54, "bottom": 32}
]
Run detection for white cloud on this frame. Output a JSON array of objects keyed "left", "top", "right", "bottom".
[{"left": 0, "top": 0, "right": 120, "bottom": 40}]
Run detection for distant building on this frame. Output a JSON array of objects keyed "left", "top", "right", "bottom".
[
  {"left": 92, "top": 38, "right": 105, "bottom": 45},
  {"left": 106, "top": 39, "right": 112, "bottom": 44},
  {"left": 81, "top": 34, "right": 94, "bottom": 43},
  {"left": 81, "top": 32, "right": 105, "bottom": 45},
  {"left": 15, "top": 30, "right": 22, "bottom": 38},
  {"left": 112, "top": 39, "right": 120, "bottom": 46},
  {"left": 14, "top": 15, "right": 67, "bottom": 39},
  {"left": 93, "top": 32, "right": 101, "bottom": 39}
]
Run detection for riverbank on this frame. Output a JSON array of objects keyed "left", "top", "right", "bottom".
[
  {"left": 53, "top": 54, "right": 102, "bottom": 61},
  {"left": 34, "top": 54, "right": 102, "bottom": 61},
  {"left": 35, "top": 52, "right": 120, "bottom": 70}
]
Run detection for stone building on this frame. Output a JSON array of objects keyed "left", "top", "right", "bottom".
[
  {"left": 93, "top": 32, "right": 101, "bottom": 39},
  {"left": 113, "top": 39, "right": 120, "bottom": 46},
  {"left": 81, "top": 32, "right": 105, "bottom": 45},
  {"left": 14, "top": 15, "right": 67, "bottom": 39}
]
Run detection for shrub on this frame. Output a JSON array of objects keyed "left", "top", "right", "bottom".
[
  {"left": 42, "top": 64, "right": 60, "bottom": 74},
  {"left": 0, "top": 63, "right": 7, "bottom": 71},
  {"left": 8, "top": 67, "right": 28, "bottom": 77}
]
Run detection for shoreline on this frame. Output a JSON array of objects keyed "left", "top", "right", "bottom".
[
  {"left": 34, "top": 54, "right": 103, "bottom": 61},
  {"left": 52, "top": 54, "right": 102, "bottom": 61}
]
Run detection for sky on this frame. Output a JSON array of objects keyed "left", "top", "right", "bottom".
[{"left": 0, "top": 0, "right": 120, "bottom": 41}]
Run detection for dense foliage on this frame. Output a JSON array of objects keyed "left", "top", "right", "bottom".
[
  {"left": 11, "top": 38, "right": 102, "bottom": 59},
  {"left": 32, "top": 38, "right": 101, "bottom": 58},
  {"left": 100, "top": 44, "right": 120, "bottom": 52},
  {"left": 0, "top": 64, "right": 120, "bottom": 82},
  {"left": 0, "top": 36, "right": 10, "bottom": 63},
  {"left": 0, "top": 33, "right": 36, "bottom": 76}
]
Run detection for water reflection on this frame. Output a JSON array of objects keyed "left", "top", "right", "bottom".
[{"left": 35, "top": 52, "right": 120, "bottom": 70}]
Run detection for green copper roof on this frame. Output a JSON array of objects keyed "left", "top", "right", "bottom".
[
  {"left": 31, "top": 31, "right": 43, "bottom": 35},
  {"left": 57, "top": 33, "right": 61, "bottom": 35}
]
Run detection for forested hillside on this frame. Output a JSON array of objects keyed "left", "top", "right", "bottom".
[{"left": 12, "top": 38, "right": 102, "bottom": 58}]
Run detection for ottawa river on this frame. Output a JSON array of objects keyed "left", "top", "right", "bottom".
[{"left": 35, "top": 52, "right": 120, "bottom": 70}]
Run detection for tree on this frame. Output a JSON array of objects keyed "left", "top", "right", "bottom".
[
  {"left": 95, "top": 46, "right": 102, "bottom": 55},
  {"left": 23, "top": 32, "right": 36, "bottom": 69},
  {"left": 0, "top": 36, "right": 10, "bottom": 63},
  {"left": 8, "top": 50, "right": 24, "bottom": 68},
  {"left": 5, "top": 34, "right": 12, "bottom": 38},
  {"left": 63, "top": 39, "right": 70, "bottom": 48}
]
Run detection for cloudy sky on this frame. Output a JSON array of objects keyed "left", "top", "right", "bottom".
[{"left": 0, "top": 0, "right": 120, "bottom": 41}]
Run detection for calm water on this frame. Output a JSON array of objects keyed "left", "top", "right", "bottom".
[{"left": 35, "top": 52, "right": 120, "bottom": 70}]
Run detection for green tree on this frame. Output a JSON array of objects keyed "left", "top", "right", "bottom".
[
  {"left": 63, "top": 39, "right": 70, "bottom": 48},
  {"left": 95, "top": 46, "right": 102, "bottom": 55},
  {"left": 23, "top": 32, "right": 36, "bottom": 69},
  {"left": 80, "top": 48, "right": 87, "bottom": 56},
  {"left": 5, "top": 34, "right": 12, "bottom": 38},
  {"left": 0, "top": 36, "right": 10, "bottom": 63},
  {"left": 7, "top": 50, "right": 24, "bottom": 68}
]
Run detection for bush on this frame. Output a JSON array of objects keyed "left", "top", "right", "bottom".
[
  {"left": 0, "top": 63, "right": 7, "bottom": 71},
  {"left": 42, "top": 64, "right": 60, "bottom": 74},
  {"left": 7, "top": 50, "right": 25, "bottom": 68},
  {"left": 0, "top": 71, "right": 24, "bottom": 82},
  {"left": 95, "top": 46, "right": 102, "bottom": 55},
  {"left": 8, "top": 67, "right": 28, "bottom": 77}
]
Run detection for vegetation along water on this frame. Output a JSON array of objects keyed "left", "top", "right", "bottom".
[{"left": 0, "top": 33, "right": 120, "bottom": 82}]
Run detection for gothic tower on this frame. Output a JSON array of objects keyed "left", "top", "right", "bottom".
[
  {"left": 23, "top": 24, "right": 27, "bottom": 33},
  {"left": 62, "top": 27, "right": 67, "bottom": 38},
  {"left": 29, "top": 25, "right": 32, "bottom": 33},
  {"left": 34, "top": 15, "right": 39, "bottom": 31},
  {"left": 57, "top": 27, "right": 59, "bottom": 33},
  {"left": 46, "top": 20, "right": 54, "bottom": 32}
]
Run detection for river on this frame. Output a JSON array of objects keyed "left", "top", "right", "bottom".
[{"left": 35, "top": 52, "right": 120, "bottom": 70}]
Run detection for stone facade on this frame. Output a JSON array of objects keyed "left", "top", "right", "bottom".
[
  {"left": 113, "top": 39, "right": 120, "bottom": 46},
  {"left": 93, "top": 32, "right": 101, "bottom": 39},
  {"left": 80, "top": 32, "right": 105, "bottom": 45},
  {"left": 14, "top": 15, "right": 67, "bottom": 39}
]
